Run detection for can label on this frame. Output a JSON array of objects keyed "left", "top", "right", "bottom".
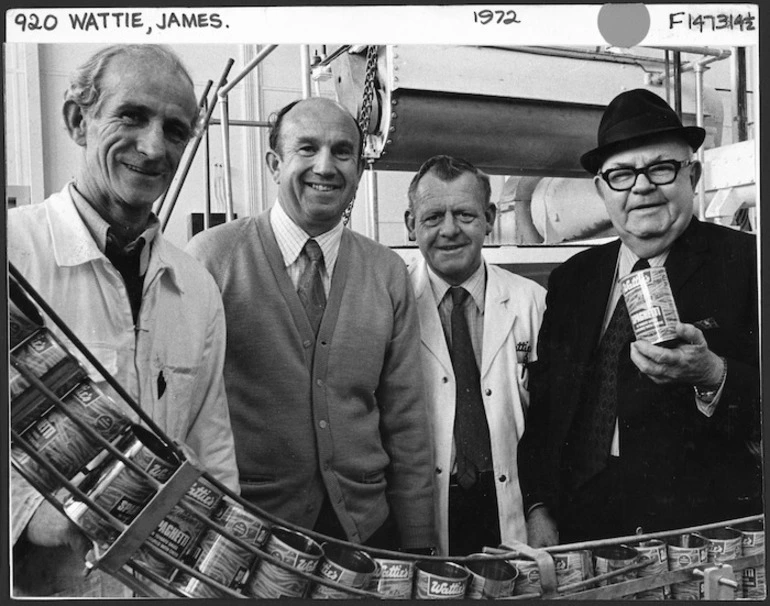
[
  {"left": 732, "top": 523, "right": 765, "bottom": 599},
  {"left": 65, "top": 429, "right": 179, "bottom": 546},
  {"left": 366, "top": 558, "right": 414, "bottom": 599},
  {"left": 247, "top": 527, "right": 323, "bottom": 598},
  {"left": 593, "top": 546, "right": 639, "bottom": 590},
  {"left": 620, "top": 267, "right": 680, "bottom": 345},
  {"left": 553, "top": 550, "right": 592, "bottom": 592},
  {"left": 667, "top": 534, "right": 708, "bottom": 600},
  {"left": 310, "top": 544, "right": 376, "bottom": 599},
  {"left": 176, "top": 499, "right": 270, "bottom": 597},
  {"left": 511, "top": 559, "right": 541, "bottom": 596},
  {"left": 465, "top": 558, "right": 517, "bottom": 599},
  {"left": 634, "top": 539, "right": 671, "bottom": 600},
  {"left": 11, "top": 381, "right": 129, "bottom": 493},
  {"left": 414, "top": 561, "right": 469, "bottom": 600},
  {"left": 135, "top": 476, "right": 223, "bottom": 581},
  {"left": 701, "top": 528, "right": 744, "bottom": 597}
]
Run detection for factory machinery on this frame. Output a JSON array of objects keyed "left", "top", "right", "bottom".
[{"left": 11, "top": 45, "right": 762, "bottom": 599}]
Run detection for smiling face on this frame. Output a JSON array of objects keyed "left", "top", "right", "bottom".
[
  {"left": 266, "top": 98, "right": 363, "bottom": 236},
  {"left": 594, "top": 137, "right": 701, "bottom": 258},
  {"left": 68, "top": 52, "right": 197, "bottom": 224},
  {"left": 405, "top": 171, "right": 496, "bottom": 285}
]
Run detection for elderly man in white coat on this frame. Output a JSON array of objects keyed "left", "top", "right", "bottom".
[{"left": 405, "top": 155, "right": 546, "bottom": 555}]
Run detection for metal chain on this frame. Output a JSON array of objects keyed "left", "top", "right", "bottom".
[{"left": 343, "top": 45, "right": 379, "bottom": 226}]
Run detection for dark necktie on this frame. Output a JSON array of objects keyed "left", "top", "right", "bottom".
[
  {"left": 297, "top": 239, "right": 326, "bottom": 336},
  {"left": 449, "top": 287, "right": 493, "bottom": 490},
  {"left": 571, "top": 258, "right": 650, "bottom": 489}
]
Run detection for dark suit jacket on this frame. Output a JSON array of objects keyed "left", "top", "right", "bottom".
[{"left": 518, "top": 218, "right": 761, "bottom": 533}]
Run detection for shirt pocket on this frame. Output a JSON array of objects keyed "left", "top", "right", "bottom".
[{"left": 154, "top": 362, "right": 201, "bottom": 442}]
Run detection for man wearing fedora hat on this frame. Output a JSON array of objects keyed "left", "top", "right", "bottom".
[{"left": 518, "top": 88, "right": 761, "bottom": 546}]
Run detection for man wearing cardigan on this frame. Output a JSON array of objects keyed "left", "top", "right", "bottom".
[{"left": 187, "top": 97, "right": 436, "bottom": 553}]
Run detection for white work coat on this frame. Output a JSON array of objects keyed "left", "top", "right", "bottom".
[
  {"left": 408, "top": 258, "right": 546, "bottom": 555},
  {"left": 9, "top": 185, "right": 240, "bottom": 548}
]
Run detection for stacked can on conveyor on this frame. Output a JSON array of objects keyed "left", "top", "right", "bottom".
[
  {"left": 247, "top": 526, "right": 323, "bottom": 598},
  {"left": 175, "top": 498, "right": 270, "bottom": 597},
  {"left": 310, "top": 543, "right": 377, "bottom": 599},
  {"left": 133, "top": 476, "right": 224, "bottom": 583},
  {"left": 730, "top": 520, "right": 766, "bottom": 599},
  {"left": 64, "top": 426, "right": 180, "bottom": 547},
  {"left": 667, "top": 533, "right": 709, "bottom": 600},
  {"left": 633, "top": 539, "right": 671, "bottom": 599},
  {"left": 366, "top": 558, "right": 415, "bottom": 599},
  {"left": 700, "top": 527, "right": 744, "bottom": 597},
  {"left": 12, "top": 379, "right": 131, "bottom": 492}
]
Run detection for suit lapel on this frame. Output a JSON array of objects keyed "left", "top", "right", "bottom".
[
  {"left": 480, "top": 268, "right": 514, "bottom": 379},
  {"left": 413, "top": 260, "right": 454, "bottom": 376},
  {"left": 573, "top": 241, "right": 622, "bottom": 363},
  {"left": 664, "top": 218, "right": 708, "bottom": 297}
]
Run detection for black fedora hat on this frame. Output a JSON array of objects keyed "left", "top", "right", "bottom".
[{"left": 580, "top": 88, "right": 706, "bottom": 175}]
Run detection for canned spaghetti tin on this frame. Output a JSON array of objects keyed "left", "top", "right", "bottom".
[
  {"left": 465, "top": 556, "right": 517, "bottom": 599},
  {"left": 414, "top": 560, "right": 469, "bottom": 599},
  {"left": 65, "top": 426, "right": 179, "bottom": 547},
  {"left": 511, "top": 558, "right": 541, "bottom": 596},
  {"left": 700, "top": 527, "right": 744, "bottom": 596},
  {"left": 247, "top": 526, "right": 323, "bottom": 598},
  {"left": 729, "top": 520, "right": 765, "bottom": 599},
  {"left": 620, "top": 266, "right": 680, "bottom": 346},
  {"left": 11, "top": 329, "right": 87, "bottom": 432},
  {"left": 553, "top": 550, "right": 593, "bottom": 593},
  {"left": 633, "top": 539, "right": 671, "bottom": 600},
  {"left": 11, "top": 380, "right": 130, "bottom": 493},
  {"left": 366, "top": 558, "right": 415, "bottom": 599},
  {"left": 310, "top": 543, "right": 377, "bottom": 599},
  {"left": 593, "top": 545, "right": 639, "bottom": 592},
  {"left": 175, "top": 498, "right": 270, "bottom": 598},
  {"left": 134, "top": 476, "right": 224, "bottom": 582},
  {"left": 667, "top": 533, "right": 708, "bottom": 600}
]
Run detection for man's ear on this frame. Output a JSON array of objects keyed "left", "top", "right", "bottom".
[
  {"left": 63, "top": 100, "right": 87, "bottom": 147},
  {"left": 404, "top": 209, "right": 417, "bottom": 241},
  {"left": 265, "top": 149, "right": 282, "bottom": 184},
  {"left": 484, "top": 203, "right": 498, "bottom": 235},
  {"left": 689, "top": 159, "right": 703, "bottom": 190}
]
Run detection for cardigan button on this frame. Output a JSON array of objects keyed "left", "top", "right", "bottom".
[
  {"left": 498, "top": 475, "right": 507, "bottom": 482},
  {"left": 316, "top": 379, "right": 323, "bottom": 387},
  {"left": 442, "top": 377, "right": 448, "bottom": 384},
  {"left": 320, "top": 340, "right": 328, "bottom": 346},
  {"left": 319, "top": 420, "right": 328, "bottom": 429},
  {"left": 435, "top": 467, "right": 442, "bottom": 474},
  {"left": 485, "top": 388, "right": 492, "bottom": 396},
  {"left": 303, "top": 340, "right": 312, "bottom": 348}
]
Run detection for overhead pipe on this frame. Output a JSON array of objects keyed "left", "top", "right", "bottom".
[
  {"left": 217, "top": 45, "right": 279, "bottom": 222},
  {"left": 300, "top": 45, "right": 312, "bottom": 99}
]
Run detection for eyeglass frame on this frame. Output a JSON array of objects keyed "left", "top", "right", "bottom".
[{"left": 597, "top": 159, "right": 695, "bottom": 191}]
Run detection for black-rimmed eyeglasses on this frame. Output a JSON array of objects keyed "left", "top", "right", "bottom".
[{"left": 599, "top": 159, "right": 694, "bottom": 191}]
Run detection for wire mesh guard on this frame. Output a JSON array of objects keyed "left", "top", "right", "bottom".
[{"left": 8, "top": 266, "right": 766, "bottom": 599}]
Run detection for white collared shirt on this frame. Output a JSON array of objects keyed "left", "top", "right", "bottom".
[{"left": 270, "top": 201, "right": 344, "bottom": 296}]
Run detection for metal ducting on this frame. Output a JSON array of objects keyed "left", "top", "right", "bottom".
[{"left": 332, "top": 45, "right": 724, "bottom": 177}]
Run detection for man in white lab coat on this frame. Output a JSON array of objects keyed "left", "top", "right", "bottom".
[{"left": 405, "top": 155, "right": 546, "bottom": 555}]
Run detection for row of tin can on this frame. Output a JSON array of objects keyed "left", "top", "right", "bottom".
[{"left": 510, "top": 523, "right": 764, "bottom": 600}]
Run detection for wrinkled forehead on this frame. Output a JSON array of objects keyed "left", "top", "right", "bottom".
[
  {"left": 601, "top": 136, "right": 694, "bottom": 170},
  {"left": 282, "top": 100, "right": 360, "bottom": 146},
  {"left": 415, "top": 171, "right": 487, "bottom": 210},
  {"left": 98, "top": 53, "right": 197, "bottom": 119}
]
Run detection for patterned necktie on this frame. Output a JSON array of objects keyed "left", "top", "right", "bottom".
[
  {"left": 297, "top": 239, "right": 326, "bottom": 336},
  {"left": 571, "top": 258, "right": 650, "bottom": 489},
  {"left": 450, "top": 287, "right": 493, "bottom": 490}
]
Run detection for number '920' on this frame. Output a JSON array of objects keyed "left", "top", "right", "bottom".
[{"left": 473, "top": 9, "right": 521, "bottom": 25}]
